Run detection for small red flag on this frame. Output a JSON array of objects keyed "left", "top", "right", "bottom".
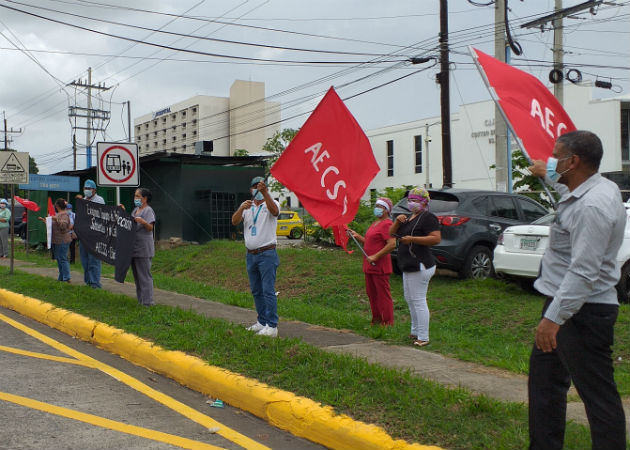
[
  {"left": 47, "top": 197, "right": 56, "bottom": 216},
  {"left": 14, "top": 195, "right": 40, "bottom": 212},
  {"left": 472, "top": 48, "right": 577, "bottom": 162},
  {"left": 332, "top": 224, "right": 353, "bottom": 254},
  {"left": 271, "top": 87, "right": 379, "bottom": 229}
]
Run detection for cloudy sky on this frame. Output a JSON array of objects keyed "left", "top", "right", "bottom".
[{"left": 0, "top": 0, "right": 628, "bottom": 174}]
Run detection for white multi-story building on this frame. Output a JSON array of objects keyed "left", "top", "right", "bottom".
[
  {"left": 366, "top": 83, "right": 629, "bottom": 198},
  {"left": 134, "top": 80, "right": 280, "bottom": 157}
]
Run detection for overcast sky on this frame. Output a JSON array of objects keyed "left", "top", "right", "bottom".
[{"left": 0, "top": 0, "right": 628, "bottom": 174}]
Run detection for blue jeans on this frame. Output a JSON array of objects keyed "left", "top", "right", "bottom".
[
  {"left": 53, "top": 242, "right": 71, "bottom": 281},
  {"left": 246, "top": 249, "right": 279, "bottom": 328},
  {"left": 79, "top": 242, "right": 102, "bottom": 288}
]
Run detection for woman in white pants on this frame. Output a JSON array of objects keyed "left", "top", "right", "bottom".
[{"left": 390, "top": 187, "right": 441, "bottom": 347}]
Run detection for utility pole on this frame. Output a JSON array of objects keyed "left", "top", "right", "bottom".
[
  {"left": 521, "top": 1, "right": 603, "bottom": 105},
  {"left": 68, "top": 67, "right": 111, "bottom": 169},
  {"left": 2, "top": 113, "right": 23, "bottom": 275},
  {"left": 439, "top": 0, "right": 452, "bottom": 188},
  {"left": 494, "top": 0, "right": 508, "bottom": 192},
  {"left": 553, "top": 0, "right": 564, "bottom": 105}
]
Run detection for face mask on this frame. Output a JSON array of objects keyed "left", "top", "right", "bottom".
[
  {"left": 407, "top": 201, "right": 422, "bottom": 212},
  {"left": 84, "top": 189, "right": 93, "bottom": 198},
  {"left": 0, "top": 204, "right": 5, "bottom": 209},
  {"left": 373, "top": 207, "right": 384, "bottom": 218},
  {"left": 546, "top": 156, "right": 571, "bottom": 182},
  {"left": 134, "top": 199, "right": 142, "bottom": 207},
  {"left": 251, "top": 189, "right": 264, "bottom": 201}
]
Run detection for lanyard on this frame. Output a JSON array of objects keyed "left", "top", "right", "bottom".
[{"left": 252, "top": 204, "right": 264, "bottom": 225}]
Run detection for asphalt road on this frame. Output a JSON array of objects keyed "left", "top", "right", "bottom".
[{"left": 0, "top": 306, "right": 325, "bottom": 450}]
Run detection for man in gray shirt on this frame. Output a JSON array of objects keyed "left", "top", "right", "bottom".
[{"left": 528, "top": 130, "right": 626, "bottom": 450}]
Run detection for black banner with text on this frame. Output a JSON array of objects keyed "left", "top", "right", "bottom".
[{"left": 73, "top": 199, "right": 136, "bottom": 283}]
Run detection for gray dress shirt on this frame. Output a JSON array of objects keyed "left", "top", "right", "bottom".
[{"left": 534, "top": 173, "right": 626, "bottom": 324}]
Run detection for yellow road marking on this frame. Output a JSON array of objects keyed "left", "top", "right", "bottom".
[
  {"left": 0, "top": 344, "right": 95, "bottom": 367},
  {"left": 0, "top": 312, "right": 270, "bottom": 450},
  {"left": 0, "top": 391, "right": 226, "bottom": 450}
]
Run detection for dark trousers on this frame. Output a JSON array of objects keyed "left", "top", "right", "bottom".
[
  {"left": 528, "top": 298, "right": 626, "bottom": 450},
  {"left": 69, "top": 239, "right": 76, "bottom": 264}
]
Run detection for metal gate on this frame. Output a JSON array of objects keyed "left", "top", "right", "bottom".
[{"left": 210, "top": 191, "right": 236, "bottom": 239}]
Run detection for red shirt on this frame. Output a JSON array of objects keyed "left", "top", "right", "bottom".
[{"left": 362, "top": 219, "right": 394, "bottom": 274}]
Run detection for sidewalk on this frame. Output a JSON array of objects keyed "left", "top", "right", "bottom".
[{"left": 4, "top": 259, "right": 629, "bottom": 430}]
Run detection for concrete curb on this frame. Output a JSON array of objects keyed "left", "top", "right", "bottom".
[{"left": 0, "top": 288, "right": 442, "bottom": 450}]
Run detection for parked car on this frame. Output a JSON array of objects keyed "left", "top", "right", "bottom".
[
  {"left": 494, "top": 202, "right": 630, "bottom": 303},
  {"left": 276, "top": 210, "right": 304, "bottom": 239},
  {"left": 391, "top": 189, "right": 549, "bottom": 279}
]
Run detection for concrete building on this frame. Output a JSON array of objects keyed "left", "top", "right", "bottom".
[
  {"left": 134, "top": 80, "right": 280, "bottom": 157},
  {"left": 365, "top": 83, "right": 629, "bottom": 199}
]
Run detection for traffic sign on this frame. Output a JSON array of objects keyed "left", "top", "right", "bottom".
[
  {"left": 96, "top": 142, "right": 139, "bottom": 187},
  {"left": 0, "top": 151, "right": 29, "bottom": 184}
]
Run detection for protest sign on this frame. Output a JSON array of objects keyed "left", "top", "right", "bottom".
[{"left": 73, "top": 199, "right": 136, "bottom": 283}]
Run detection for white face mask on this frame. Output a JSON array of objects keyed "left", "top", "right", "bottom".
[{"left": 84, "top": 189, "right": 93, "bottom": 198}]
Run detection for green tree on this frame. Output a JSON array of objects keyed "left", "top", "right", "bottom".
[
  {"left": 261, "top": 128, "right": 298, "bottom": 193},
  {"left": 511, "top": 149, "right": 557, "bottom": 209}
]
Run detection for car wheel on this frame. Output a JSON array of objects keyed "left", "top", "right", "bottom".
[
  {"left": 289, "top": 228, "right": 303, "bottom": 239},
  {"left": 616, "top": 261, "right": 630, "bottom": 304},
  {"left": 461, "top": 245, "right": 494, "bottom": 280}
]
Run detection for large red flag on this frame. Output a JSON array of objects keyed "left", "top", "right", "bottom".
[
  {"left": 472, "top": 48, "right": 576, "bottom": 162},
  {"left": 14, "top": 195, "right": 40, "bottom": 212},
  {"left": 271, "top": 87, "right": 379, "bottom": 230}
]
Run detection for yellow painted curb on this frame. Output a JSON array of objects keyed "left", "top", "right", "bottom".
[{"left": 0, "top": 288, "right": 443, "bottom": 450}]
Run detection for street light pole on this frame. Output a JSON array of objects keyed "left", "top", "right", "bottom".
[{"left": 424, "top": 121, "right": 440, "bottom": 189}]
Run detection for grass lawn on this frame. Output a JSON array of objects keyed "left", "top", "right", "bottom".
[
  {"left": 0, "top": 266, "right": 595, "bottom": 450},
  {"left": 13, "top": 240, "right": 629, "bottom": 397}
]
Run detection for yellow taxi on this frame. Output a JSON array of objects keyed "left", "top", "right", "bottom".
[{"left": 276, "top": 211, "right": 304, "bottom": 239}]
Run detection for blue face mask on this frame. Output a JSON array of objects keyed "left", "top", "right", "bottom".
[
  {"left": 134, "top": 199, "right": 142, "bottom": 207},
  {"left": 546, "top": 156, "right": 571, "bottom": 182},
  {"left": 84, "top": 189, "right": 93, "bottom": 198},
  {"left": 251, "top": 189, "right": 264, "bottom": 201},
  {"left": 373, "top": 207, "right": 384, "bottom": 218}
]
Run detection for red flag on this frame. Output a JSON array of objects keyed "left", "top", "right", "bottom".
[
  {"left": 14, "top": 195, "right": 40, "bottom": 212},
  {"left": 271, "top": 87, "right": 379, "bottom": 229},
  {"left": 332, "top": 224, "right": 353, "bottom": 254},
  {"left": 472, "top": 48, "right": 576, "bottom": 162},
  {"left": 47, "top": 197, "right": 56, "bottom": 216}
]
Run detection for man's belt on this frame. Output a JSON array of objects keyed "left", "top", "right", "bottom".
[{"left": 247, "top": 244, "right": 276, "bottom": 255}]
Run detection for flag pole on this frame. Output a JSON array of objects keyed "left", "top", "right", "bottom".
[
  {"left": 469, "top": 46, "right": 557, "bottom": 209},
  {"left": 346, "top": 229, "right": 376, "bottom": 265}
]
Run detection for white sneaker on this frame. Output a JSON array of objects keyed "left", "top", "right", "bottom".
[
  {"left": 246, "top": 322, "right": 264, "bottom": 332},
  {"left": 256, "top": 325, "right": 278, "bottom": 337}
]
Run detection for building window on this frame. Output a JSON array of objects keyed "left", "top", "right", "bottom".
[
  {"left": 192, "top": 107, "right": 197, "bottom": 114},
  {"left": 386, "top": 140, "right": 394, "bottom": 177},
  {"left": 622, "top": 107, "right": 629, "bottom": 163},
  {"left": 192, "top": 119, "right": 197, "bottom": 125},
  {"left": 182, "top": 133, "right": 187, "bottom": 139},
  {"left": 414, "top": 135, "right": 423, "bottom": 174},
  {"left": 162, "top": 139, "right": 166, "bottom": 144},
  {"left": 145, "top": 133, "right": 149, "bottom": 139},
  {"left": 182, "top": 122, "right": 187, "bottom": 129},
  {"left": 182, "top": 111, "right": 186, "bottom": 118},
  {"left": 370, "top": 189, "right": 377, "bottom": 205},
  {"left": 172, "top": 136, "right": 177, "bottom": 142},
  {"left": 153, "top": 120, "right": 157, "bottom": 127},
  {"left": 193, "top": 130, "right": 197, "bottom": 136}
]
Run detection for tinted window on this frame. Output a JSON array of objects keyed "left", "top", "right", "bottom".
[
  {"left": 470, "top": 197, "right": 489, "bottom": 215},
  {"left": 532, "top": 213, "right": 556, "bottom": 225},
  {"left": 517, "top": 198, "right": 548, "bottom": 222},
  {"left": 278, "top": 213, "right": 292, "bottom": 220},
  {"left": 488, "top": 196, "right": 518, "bottom": 220}
]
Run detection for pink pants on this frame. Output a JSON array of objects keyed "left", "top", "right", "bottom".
[{"left": 364, "top": 273, "right": 394, "bottom": 325}]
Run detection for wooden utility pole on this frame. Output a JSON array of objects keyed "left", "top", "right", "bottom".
[
  {"left": 494, "top": 0, "right": 508, "bottom": 192},
  {"left": 439, "top": 0, "right": 452, "bottom": 188},
  {"left": 553, "top": 0, "right": 564, "bottom": 105}
]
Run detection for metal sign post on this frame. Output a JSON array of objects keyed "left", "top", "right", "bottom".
[{"left": 0, "top": 151, "right": 29, "bottom": 274}]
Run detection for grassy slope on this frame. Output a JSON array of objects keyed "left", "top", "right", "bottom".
[{"left": 0, "top": 267, "right": 593, "bottom": 450}]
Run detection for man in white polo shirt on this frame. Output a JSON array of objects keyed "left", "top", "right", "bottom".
[{"left": 231, "top": 176, "right": 280, "bottom": 337}]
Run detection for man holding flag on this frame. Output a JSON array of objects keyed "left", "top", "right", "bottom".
[
  {"left": 527, "top": 131, "right": 627, "bottom": 450},
  {"left": 232, "top": 176, "right": 280, "bottom": 338}
]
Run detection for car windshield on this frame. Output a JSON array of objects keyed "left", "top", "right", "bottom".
[{"left": 531, "top": 213, "right": 555, "bottom": 225}]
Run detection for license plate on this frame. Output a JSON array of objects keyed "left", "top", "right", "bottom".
[{"left": 520, "top": 237, "right": 539, "bottom": 250}]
